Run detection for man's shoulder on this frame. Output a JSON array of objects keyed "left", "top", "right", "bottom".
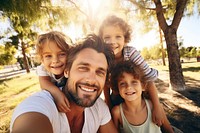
[{"left": 87, "top": 98, "right": 109, "bottom": 113}]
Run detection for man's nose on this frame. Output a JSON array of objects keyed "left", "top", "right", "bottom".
[{"left": 85, "top": 71, "right": 97, "bottom": 84}]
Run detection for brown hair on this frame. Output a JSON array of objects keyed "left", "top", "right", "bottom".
[
  {"left": 98, "top": 15, "right": 132, "bottom": 43},
  {"left": 66, "top": 34, "right": 114, "bottom": 82},
  {"left": 110, "top": 60, "right": 144, "bottom": 92},
  {"left": 35, "top": 31, "right": 73, "bottom": 62}
]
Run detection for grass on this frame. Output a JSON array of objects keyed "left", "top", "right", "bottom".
[
  {"left": 0, "top": 71, "right": 39, "bottom": 133},
  {"left": 0, "top": 61, "right": 199, "bottom": 133}
]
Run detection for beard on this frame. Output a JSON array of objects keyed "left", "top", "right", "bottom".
[{"left": 65, "top": 79, "right": 101, "bottom": 107}]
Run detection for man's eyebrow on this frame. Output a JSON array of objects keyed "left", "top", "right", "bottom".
[
  {"left": 77, "top": 62, "right": 90, "bottom": 66},
  {"left": 77, "top": 62, "right": 107, "bottom": 72},
  {"left": 98, "top": 67, "right": 107, "bottom": 73}
]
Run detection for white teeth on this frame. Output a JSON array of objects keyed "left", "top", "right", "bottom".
[
  {"left": 81, "top": 87, "right": 95, "bottom": 92},
  {"left": 126, "top": 92, "right": 135, "bottom": 95}
]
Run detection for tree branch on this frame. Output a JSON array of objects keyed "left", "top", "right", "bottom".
[
  {"left": 171, "top": 0, "right": 188, "bottom": 30},
  {"left": 66, "top": 0, "right": 89, "bottom": 18},
  {"left": 153, "top": 0, "right": 168, "bottom": 32}
]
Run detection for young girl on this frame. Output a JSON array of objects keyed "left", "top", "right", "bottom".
[
  {"left": 110, "top": 60, "right": 174, "bottom": 133},
  {"left": 36, "top": 31, "right": 73, "bottom": 112},
  {"left": 99, "top": 15, "right": 163, "bottom": 125}
]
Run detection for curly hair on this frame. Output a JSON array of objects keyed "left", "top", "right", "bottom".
[{"left": 110, "top": 60, "right": 142, "bottom": 92}]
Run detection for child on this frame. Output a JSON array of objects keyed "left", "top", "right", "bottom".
[
  {"left": 110, "top": 60, "right": 174, "bottom": 133},
  {"left": 36, "top": 31, "right": 73, "bottom": 112},
  {"left": 98, "top": 15, "right": 163, "bottom": 126}
]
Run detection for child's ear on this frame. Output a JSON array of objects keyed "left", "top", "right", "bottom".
[{"left": 64, "top": 69, "right": 69, "bottom": 78}]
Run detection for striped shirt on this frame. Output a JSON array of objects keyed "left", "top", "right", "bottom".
[{"left": 123, "top": 46, "right": 158, "bottom": 82}]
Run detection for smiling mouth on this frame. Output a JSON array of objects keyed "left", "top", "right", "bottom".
[
  {"left": 125, "top": 92, "right": 136, "bottom": 95},
  {"left": 79, "top": 85, "right": 97, "bottom": 92},
  {"left": 51, "top": 64, "right": 63, "bottom": 68}
]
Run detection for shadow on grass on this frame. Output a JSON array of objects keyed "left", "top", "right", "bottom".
[
  {"left": 178, "top": 76, "right": 200, "bottom": 107},
  {"left": 166, "top": 105, "right": 200, "bottom": 133},
  {"left": 182, "top": 66, "right": 200, "bottom": 72},
  {"left": 155, "top": 77, "right": 200, "bottom": 133}
]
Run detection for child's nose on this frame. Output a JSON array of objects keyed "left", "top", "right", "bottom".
[{"left": 52, "top": 56, "right": 59, "bottom": 63}]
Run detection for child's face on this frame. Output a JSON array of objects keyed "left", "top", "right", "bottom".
[
  {"left": 41, "top": 41, "right": 67, "bottom": 78},
  {"left": 117, "top": 72, "right": 144, "bottom": 101},
  {"left": 101, "top": 25, "right": 125, "bottom": 59}
]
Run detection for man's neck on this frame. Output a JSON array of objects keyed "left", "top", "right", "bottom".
[
  {"left": 63, "top": 88, "right": 85, "bottom": 133},
  {"left": 66, "top": 102, "right": 85, "bottom": 133}
]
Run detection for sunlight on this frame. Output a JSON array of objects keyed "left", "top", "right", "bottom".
[{"left": 83, "top": 0, "right": 102, "bottom": 14}]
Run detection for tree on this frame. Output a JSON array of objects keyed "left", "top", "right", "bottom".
[
  {"left": 0, "top": 43, "right": 17, "bottom": 65},
  {"left": 126, "top": 0, "right": 199, "bottom": 91},
  {"left": 0, "top": 0, "right": 74, "bottom": 73}
]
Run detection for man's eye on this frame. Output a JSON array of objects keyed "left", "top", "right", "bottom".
[
  {"left": 97, "top": 70, "right": 106, "bottom": 77},
  {"left": 78, "top": 67, "right": 88, "bottom": 71}
]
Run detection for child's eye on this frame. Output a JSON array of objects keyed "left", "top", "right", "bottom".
[
  {"left": 119, "top": 82, "right": 127, "bottom": 87},
  {"left": 43, "top": 54, "right": 52, "bottom": 59},
  {"left": 116, "top": 35, "right": 123, "bottom": 39},
  {"left": 131, "top": 81, "right": 139, "bottom": 85},
  {"left": 103, "top": 37, "right": 110, "bottom": 42},
  {"left": 58, "top": 53, "right": 66, "bottom": 57}
]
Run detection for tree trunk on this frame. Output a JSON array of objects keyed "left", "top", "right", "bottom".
[
  {"left": 159, "top": 26, "right": 166, "bottom": 66},
  {"left": 164, "top": 27, "right": 185, "bottom": 91},
  {"left": 21, "top": 41, "right": 30, "bottom": 73}
]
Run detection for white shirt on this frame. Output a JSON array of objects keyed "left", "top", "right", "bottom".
[{"left": 10, "top": 90, "right": 111, "bottom": 133}]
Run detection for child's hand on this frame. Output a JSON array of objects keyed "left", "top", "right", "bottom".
[
  {"left": 54, "top": 91, "right": 70, "bottom": 112},
  {"left": 152, "top": 105, "right": 164, "bottom": 126}
]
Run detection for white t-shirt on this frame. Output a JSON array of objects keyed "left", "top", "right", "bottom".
[{"left": 10, "top": 90, "right": 111, "bottom": 133}]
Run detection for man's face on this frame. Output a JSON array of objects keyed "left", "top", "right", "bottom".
[{"left": 65, "top": 48, "right": 108, "bottom": 107}]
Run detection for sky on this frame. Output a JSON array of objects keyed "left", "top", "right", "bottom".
[{"left": 133, "top": 14, "right": 200, "bottom": 50}]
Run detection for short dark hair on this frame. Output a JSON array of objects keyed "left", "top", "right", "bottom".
[
  {"left": 110, "top": 60, "right": 142, "bottom": 92},
  {"left": 66, "top": 34, "right": 114, "bottom": 81}
]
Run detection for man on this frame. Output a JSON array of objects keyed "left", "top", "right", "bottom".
[{"left": 10, "top": 34, "right": 117, "bottom": 133}]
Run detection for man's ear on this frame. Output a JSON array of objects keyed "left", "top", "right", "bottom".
[{"left": 64, "top": 69, "right": 69, "bottom": 78}]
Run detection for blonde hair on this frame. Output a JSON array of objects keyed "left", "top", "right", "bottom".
[
  {"left": 99, "top": 15, "right": 132, "bottom": 43},
  {"left": 35, "top": 31, "right": 73, "bottom": 62}
]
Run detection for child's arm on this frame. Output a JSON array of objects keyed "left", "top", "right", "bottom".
[
  {"left": 146, "top": 82, "right": 164, "bottom": 126},
  {"left": 111, "top": 105, "right": 121, "bottom": 131},
  {"left": 103, "top": 84, "right": 112, "bottom": 110},
  {"left": 39, "top": 76, "right": 70, "bottom": 112},
  {"left": 160, "top": 104, "right": 174, "bottom": 133}
]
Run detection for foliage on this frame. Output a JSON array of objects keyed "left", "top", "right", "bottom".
[
  {"left": 141, "top": 47, "right": 151, "bottom": 59},
  {"left": 141, "top": 44, "right": 163, "bottom": 60},
  {"left": 179, "top": 46, "right": 200, "bottom": 58},
  {"left": 0, "top": 44, "right": 17, "bottom": 65}
]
